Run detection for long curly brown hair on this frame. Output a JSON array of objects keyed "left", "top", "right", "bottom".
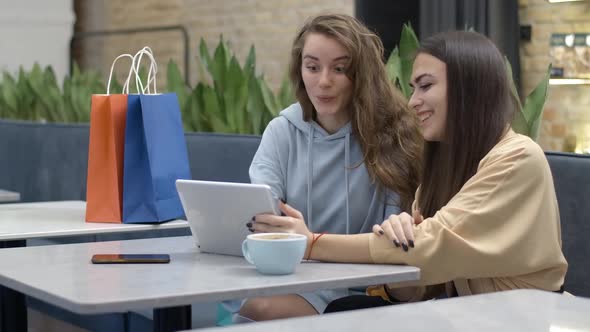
[{"left": 289, "top": 14, "right": 422, "bottom": 211}]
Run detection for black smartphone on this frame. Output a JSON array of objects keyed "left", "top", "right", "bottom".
[{"left": 91, "top": 254, "right": 170, "bottom": 264}]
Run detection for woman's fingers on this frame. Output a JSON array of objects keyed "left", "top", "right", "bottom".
[
  {"left": 372, "top": 224, "right": 385, "bottom": 236},
  {"left": 399, "top": 212, "right": 415, "bottom": 248},
  {"left": 255, "top": 202, "right": 312, "bottom": 239},
  {"left": 381, "top": 213, "right": 416, "bottom": 251},
  {"left": 389, "top": 215, "right": 409, "bottom": 251},
  {"left": 412, "top": 209, "right": 424, "bottom": 225},
  {"left": 252, "top": 214, "right": 292, "bottom": 231},
  {"left": 381, "top": 216, "right": 400, "bottom": 248},
  {"left": 279, "top": 201, "right": 304, "bottom": 219},
  {"left": 253, "top": 202, "right": 306, "bottom": 234},
  {"left": 250, "top": 218, "right": 285, "bottom": 233}
]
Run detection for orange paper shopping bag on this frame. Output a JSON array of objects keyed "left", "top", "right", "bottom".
[
  {"left": 85, "top": 54, "right": 134, "bottom": 223},
  {"left": 85, "top": 94, "right": 127, "bottom": 222}
]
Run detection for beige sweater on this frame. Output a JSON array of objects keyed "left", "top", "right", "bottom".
[{"left": 369, "top": 130, "right": 568, "bottom": 299}]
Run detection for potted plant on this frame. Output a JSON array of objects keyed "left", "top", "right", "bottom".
[
  {"left": 0, "top": 37, "right": 295, "bottom": 136},
  {"left": 167, "top": 37, "right": 294, "bottom": 135}
]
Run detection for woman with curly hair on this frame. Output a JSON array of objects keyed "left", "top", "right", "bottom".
[{"left": 237, "top": 14, "right": 422, "bottom": 321}]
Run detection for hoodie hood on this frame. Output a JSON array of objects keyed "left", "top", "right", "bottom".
[{"left": 280, "top": 104, "right": 353, "bottom": 140}]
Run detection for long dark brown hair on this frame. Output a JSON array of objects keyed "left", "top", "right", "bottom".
[
  {"left": 416, "top": 31, "right": 514, "bottom": 218},
  {"left": 288, "top": 14, "right": 422, "bottom": 211}
]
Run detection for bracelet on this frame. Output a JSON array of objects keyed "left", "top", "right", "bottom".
[{"left": 306, "top": 232, "right": 326, "bottom": 260}]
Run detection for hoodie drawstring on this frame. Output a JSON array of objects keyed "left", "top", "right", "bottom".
[
  {"left": 306, "top": 122, "right": 351, "bottom": 235},
  {"left": 307, "top": 125, "right": 314, "bottom": 231},
  {"left": 344, "top": 133, "right": 350, "bottom": 235}
]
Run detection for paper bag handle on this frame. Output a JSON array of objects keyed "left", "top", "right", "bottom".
[
  {"left": 131, "top": 46, "right": 158, "bottom": 95},
  {"left": 106, "top": 54, "right": 135, "bottom": 95}
]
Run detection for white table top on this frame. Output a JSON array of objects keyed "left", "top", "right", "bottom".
[
  {"left": 0, "top": 201, "right": 189, "bottom": 241},
  {"left": 0, "top": 189, "right": 20, "bottom": 203},
  {"left": 192, "top": 289, "right": 590, "bottom": 332},
  {"left": 0, "top": 236, "right": 419, "bottom": 314}
]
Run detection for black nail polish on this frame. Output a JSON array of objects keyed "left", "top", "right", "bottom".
[
  {"left": 246, "top": 222, "right": 252, "bottom": 228},
  {"left": 251, "top": 216, "right": 255, "bottom": 221},
  {"left": 280, "top": 198, "right": 286, "bottom": 203},
  {"left": 393, "top": 240, "right": 400, "bottom": 247},
  {"left": 409, "top": 240, "right": 415, "bottom": 248},
  {"left": 378, "top": 230, "right": 384, "bottom": 235},
  {"left": 248, "top": 227, "right": 254, "bottom": 232},
  {"left": 402, "top": 243, "right": 409, "bottom": 252}
]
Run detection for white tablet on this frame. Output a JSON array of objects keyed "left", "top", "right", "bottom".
[{"left": 175, "top": 179, "right": 279, "bottom": 256}]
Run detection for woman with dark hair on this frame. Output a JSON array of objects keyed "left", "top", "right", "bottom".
[
  {"left": 252, "top": 30, "right": 567, "bottom": 309},
  {"left": 233, "top": 14, "right": 422, "bottom": 321}
]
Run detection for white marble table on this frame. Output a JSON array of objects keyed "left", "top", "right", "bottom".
[
  {"left": 0, "top": 236, "right": 419, "bottom": 332},
  {"left": 0, "top": 200, "right": 189, "bottom": 332},
  {"left": 0, "top": 189, "right": 19, "bottom": 203},
  {"left": 0, "top": 201, "right": 189, "bottom": 242},
  {"left": 192, "top": 289, "right": 590, "bottom": 332}
]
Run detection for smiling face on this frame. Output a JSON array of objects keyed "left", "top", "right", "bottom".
[
  {"left": 301, "top": 33, "right": 353, "bottom": 133},
  {"left": 408, "top": 53, "right": 448, "bottom": 142}
]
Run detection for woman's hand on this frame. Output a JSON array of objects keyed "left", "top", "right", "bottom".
[
  {"left": 251, "top": 201, "right": 313, "bottom": 241},
  {"left": 413, "top": 209, "right": 424, "bottom": 225},
  {"left": 372, "top": 210, "right": 423, "bottom": 252}
]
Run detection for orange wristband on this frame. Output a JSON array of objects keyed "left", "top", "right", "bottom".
[{"left": 306, "top": 232, "right": 326, "bottom": 260}]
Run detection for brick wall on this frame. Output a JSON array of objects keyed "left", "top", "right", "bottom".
[
  {"left": 519, "top": 0, "right": 590, "bottom": 152},
  {"left": 76, "top": 0, "right": 354, "bottom": 92},
  {"left": 76, "top": 0, "right": 590, "bottom": 152}
]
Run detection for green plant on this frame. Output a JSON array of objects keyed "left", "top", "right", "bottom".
[
  {"left": 386, "top": 23, "right": 420, "bottom": 99},
  {"left": 385, "top": 25, "right": 551, "bottom": 141},
  {"left": 62, "top": 64, "right": 106, "bottom": 122},
  {"left": 0, "top": 38, "right": 294, "bottom": 135},
  {"left": 167, "top": 37, "right": 294, "bottom": 135},
  {"left": 508, "top": 62, "right": 551, "bottom": 141},
  {"left": 0, "top": 63, "right": 105, "bottom": 123}
]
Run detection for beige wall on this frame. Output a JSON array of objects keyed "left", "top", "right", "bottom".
[
  {"left": 1, "top": 0, "right": 74, "bottom": 82},
  {"left": 519, "top": 0, "right": 590, "bottom": 152},
  {"left": 76, "top": 0, "right": 354, "bottom": 91}
]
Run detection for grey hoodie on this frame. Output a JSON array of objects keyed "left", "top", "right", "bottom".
[{"left": 250, "top": 103, "right": 401, "bottom": 234}]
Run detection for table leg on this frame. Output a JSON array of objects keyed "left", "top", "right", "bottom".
[
  {"left": 153, "top": 305, "right": 191, "bottom": 332},
  {"left": 0, "top": 240, "right": 27, "bottom": 332}
]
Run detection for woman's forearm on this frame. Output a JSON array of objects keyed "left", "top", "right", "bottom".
[{"left": 306, "top": 233, "right": 373, "bottom": 263}]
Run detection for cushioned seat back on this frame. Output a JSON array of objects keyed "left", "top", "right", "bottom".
[
  {"left": 0, "top": 120, "right": 262, "bottom": 202},
  {"left": 184, "top": 132, "right": 261, "bottom": 183},
  {"left": 545, "top": 151, "right": 590, "bottom": 297},
  {"left": 0, "top": 120, "right": 90, "bottom": 202}
]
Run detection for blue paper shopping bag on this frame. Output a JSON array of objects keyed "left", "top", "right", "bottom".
[{"left": 122, "top": 93, "right": 191, "bottom": 223}]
